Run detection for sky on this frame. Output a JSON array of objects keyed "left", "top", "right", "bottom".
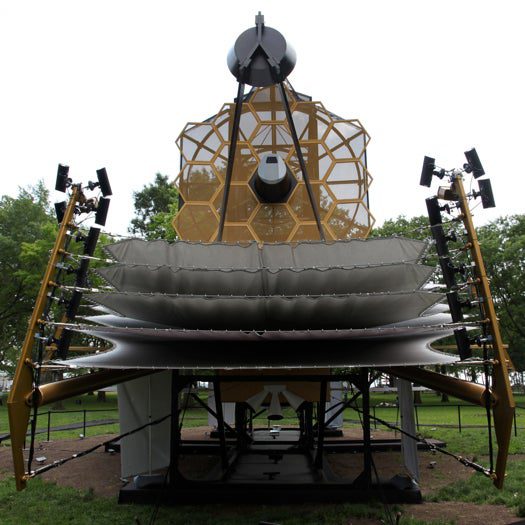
[{"left": 1, "top": 1, "right": 524, "bottom": 235}]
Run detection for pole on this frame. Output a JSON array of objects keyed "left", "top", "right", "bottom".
[
  {"left": 213, "top": 377, "right": 228, "bottom": 470},
  {"left": 217, "top": 82, "right": 245, "bottom": 241},
  {"left": 278, "top": 82, "right": 326, "bottom": 240},
  {"left": 314, "top": 379, "right": 328, "bottom": 470},
  {"left": 362, "top": 368, "right": 372, "bottom": 487},
  {"left": 169, "top": 370, "right": 182, "bottom": 485}
]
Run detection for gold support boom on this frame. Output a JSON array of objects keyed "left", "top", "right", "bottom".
[
  {"left": 383, "top": 366, "right": 496, "bottom": 407},
  {"left": 7, "top": 188, "right": 79, "bottom": 491},
  {"left": 453, "top": 173, "right": 515, "bottom": 488},
  {"left": 27, "top": 369, "right": 154, "bottom": 408},
  {"left": 6, "top": 185, "right": 148, "bottom": 491}
]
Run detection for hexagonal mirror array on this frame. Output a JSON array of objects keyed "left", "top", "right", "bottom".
[{"left": 173, "top": 84, "right": 374, "bottom": 242}]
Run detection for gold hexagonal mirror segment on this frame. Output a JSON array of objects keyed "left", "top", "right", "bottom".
[
  {"left": 221, "top": 224, "right": 257, "bottom": 243},
  {"left": 286, "top": 143, "right": 332, "bottom": 182},
  {"left": 289, "top": 183, "right": 333, "bottom": 222},
  {"left": 326, "top": 201, "right": 374, "bottom": 240},
  {"left": 250, "top": 204, "right": 297, "bottom": 242},
  {"left": 177, "top": 122, "right": 225, "bottom": 163},
  {"left": 213, "top": 184, "right": 259, "bottom": 223},
  {"left": 214, "top": 144, "right": 259, "bottom": 183},
  {"left": 173, "top": 204, "right": 219, "bottom": 242},
  {"left": 290, "top": 223, "right": 335, "bottom": 242},
  {"left": 177, "top": 164, "right": 222, "bottom": 202}
]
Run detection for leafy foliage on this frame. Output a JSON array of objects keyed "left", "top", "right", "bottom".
[
  {"left": 129, "top": 173, "right": 179, "bottom": 240},
  {"left": 477, "top": 215, "right": 525, "bottom": 371},
  {"left": 0, "top": 183, "right": 57, "bottom": 375},
  {"left": 371, "top": 214, "right": 430, "bottom": 241}
]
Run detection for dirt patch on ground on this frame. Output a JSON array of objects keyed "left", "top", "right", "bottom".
[
  {"left": 405, "top": 501, "right": 522, "bottom": 525},
  {"left": 0, "top": 428, "right": 522, "bottom": 524},
  {"left": 0, "top": 434, "right": 123, "bottom": 495}
]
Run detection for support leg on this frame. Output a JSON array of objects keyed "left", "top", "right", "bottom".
[
  {"left": 217, "top": 82, "right": 245, "bottom": 241},
  {"left": 314, "top": 379, "right": 328, "bottom": 470},
  {"left": 235, "top": 402, "right": 248, "bottom": 451},
  {"left": 278, "top": 82, "right": 325, "bottom": 241},
  {"left": 304, "top": 402, "right": 314, "bottom": 450}
]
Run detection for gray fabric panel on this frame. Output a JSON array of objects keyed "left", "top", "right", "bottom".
[
  {"left": 84, "top": 291, "right": 443, "bottom": 330},
  {"left": 62, "top": 322, "right": 455, "bottom": 343},
  {"left": 79, "top": 314, "right": 452, "bottom": 332},
  {"left": 118, "top": 373, "right": 171, "bottom": 478},
  {"left": 80, "top": 305, "right": 449, "bottom": 332},
  {"left": 80, "top": 315, "right": 173, "bottom": 329},
  {"left": 55, "top": 335, "right": 456, "bottom": 369},
  {"left": 105, "top": 237, "right": 428, "bottom": 268},
  {"left": 382, "top": 312, "right": 451, "bottom": 328},
  {"left": 397, "top": 379, "right": 420, "bottom": 481},
  {"left": 96, "top": 263, "right": 435, "bottom": 296}
]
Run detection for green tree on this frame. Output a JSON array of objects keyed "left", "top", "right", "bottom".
[
  {"left": 0, "top": 182, "right": 57, "bottom": 375},
  {"left": 478, "top": 215, "right": 525, "bottom": 372},
  {"left": 129, "top": 173, "right": 179, "bottom": 240},
  {"left": 371, "top": 214, "right": 430, "bottom": 241}
]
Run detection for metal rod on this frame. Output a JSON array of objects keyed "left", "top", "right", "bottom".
[
  {"left": 217, "top": 81, "right": 245, "bottom": 241},
  {"left": 482, "top": 343, "right": 494, "bottom": 472},
  {"left": 304, "top": 402, "right": 314, "bottom": 450},
  {"left": 278, "top": 82, "right": 326, "bottom": 241},
  {"left": 323, "top": 390, "right": 361, "bottom": 429},
  {"left": 169, "top": 370, "right": 181, "bottom": 485},
  {"left": 457, "top": 405, "right": 462, "bottom": 433},
  {"left": 188, "top": 392, "right": 239, "bottom": 438},
  {"left": 213, "top": 377, "right": 228, "bottom": 470},
  {"left": 47, "top": 411, "right": 51, "bottom": 442},
  {"left": 83, "top": 409, "right": 86, "bottom": 437},
  {"left": 314, "top": 379, "right": 328, "bottom": 470},
  {"left": 362, "top": 368, "right": 372, "bottom": 488}
]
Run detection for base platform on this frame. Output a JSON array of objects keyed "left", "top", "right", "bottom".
[{"left": 118, "top": 429, "right": 431, "bottom": 505}]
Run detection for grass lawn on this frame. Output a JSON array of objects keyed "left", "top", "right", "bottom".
[
  {"left": 0, "top": 476, "right": 455, "bottom": 525},
  {"left": 427, "top": 458, "right": 525, "bottom": 517}
]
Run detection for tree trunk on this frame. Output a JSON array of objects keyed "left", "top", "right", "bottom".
[
  {"left": 97, "top": 390, "right": 106, "bottom": 402},
  {"left": 413, "top": 390, "right": 422, "bottom": 404}
]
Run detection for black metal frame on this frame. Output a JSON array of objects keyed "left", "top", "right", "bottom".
[{"left": 119, "top": 371, "right": 421, "bottom": 505}]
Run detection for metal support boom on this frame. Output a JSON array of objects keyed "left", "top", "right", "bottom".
[
  {"left": 7, "top": 186, "right": 79, "bottom": 491},
  {"left": 452, "top": 173, "right": 515, "bottom": 488}
]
